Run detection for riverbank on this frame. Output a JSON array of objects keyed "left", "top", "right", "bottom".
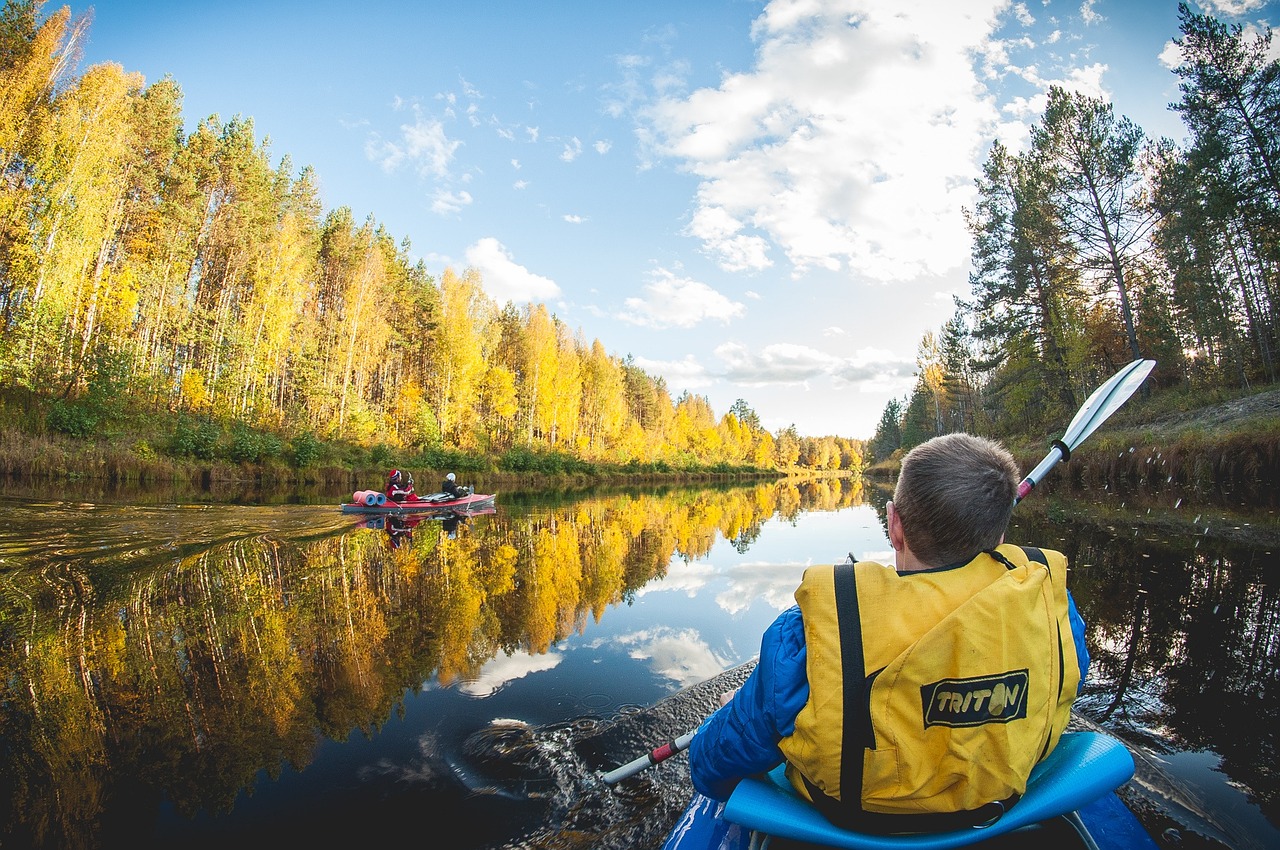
[
  {"left": 2, "top": 384, "right": 1277, "bottom": 501},
  {"left": 864, "top": 385, "right": 1280, "bottom": 497}
]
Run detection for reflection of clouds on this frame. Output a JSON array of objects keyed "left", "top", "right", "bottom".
[
  {"left": 459, "top": 651, "right": 562, "bottom": 697},
  {"left": 617, "top": 627, "right": 729, "bottom": 688},
  {"left": 716, "top": 561, "right": 809, "bottom": 615},
  {"left": 858, "top": 549, "right": 896, "bottom": 566},
  {"left": 357, "top": 728, "right": 524, "bottom": 797},
  {"left": 637, "top": 557, "right": 811, "bottom": 616},
  {"left": 356, "top": 729, "right": 449, "bottom": 786},
  {"left": 636, "top": 558, "right": 717, "bottom": 596}
]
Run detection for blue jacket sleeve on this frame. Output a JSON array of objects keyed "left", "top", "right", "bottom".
[
  {"left": 688, "top": 606, "right": 809, "bottom": 801},
  {"left": 1067, "top": 590, "right": 1089, "bottom": 692}
]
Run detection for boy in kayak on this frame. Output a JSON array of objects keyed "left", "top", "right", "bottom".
[
  {"left": 688, "top": 433, "right": 1090, "bottom": 833},
  {"left": 386, "top": 469, "right": 418, "bottom": 502}
]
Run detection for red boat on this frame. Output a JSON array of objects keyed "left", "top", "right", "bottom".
[{"left": 339, "top": 491, "right": 497, "bottom": 515}]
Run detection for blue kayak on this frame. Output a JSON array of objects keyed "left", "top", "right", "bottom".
[{"left": 661, "top": 731, "right": 1159, "bottom": 850}]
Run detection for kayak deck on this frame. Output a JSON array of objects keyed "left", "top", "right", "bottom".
[{"left": 663, "top": 731, "right": 1155, "bottom": 850}]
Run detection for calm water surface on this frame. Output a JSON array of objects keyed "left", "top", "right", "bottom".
[{"left": 0, "top": 478, "right": 1275, "bottom": 850}]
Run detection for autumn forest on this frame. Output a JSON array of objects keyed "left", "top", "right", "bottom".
[{"left": 1, "top": 3, "right": 1277, "bottom": 479}]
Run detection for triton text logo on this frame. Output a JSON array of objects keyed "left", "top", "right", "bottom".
[{"left": 920, "top": 671, "right": 1030, "bottom": 728}]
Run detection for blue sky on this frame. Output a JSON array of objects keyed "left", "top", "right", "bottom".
[{"left": 67, "top": 0, "right": 1280, "bottom": 439}]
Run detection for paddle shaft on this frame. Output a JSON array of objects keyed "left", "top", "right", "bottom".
[
  {"left": 602, "top": 359, "right": 1155, "bottom": 785},
  {"left": 601, "top": 732, "right": 695, "bottom": 785}
]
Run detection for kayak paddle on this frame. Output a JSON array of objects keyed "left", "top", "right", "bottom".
[
  {"left": 1014, "top": 358, "right": 1154, "bottom": 504},
  {"left": 601, "top": 358, "right": 1156, "bottom": 786},
  {"left": 601, "top": 731, "right": 696, "bottom": 785}
]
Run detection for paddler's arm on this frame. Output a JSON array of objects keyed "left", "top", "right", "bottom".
[
  {"left": 689, "top": 605, "right": 808, "bottom": 801},
  {"left": 1067, "top": 590, "right": 1089, "bottom": 690}
]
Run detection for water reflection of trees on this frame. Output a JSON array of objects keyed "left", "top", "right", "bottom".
[
  {"left": 0, "top": 479, "right": 863, "bottom": 849},
  {"left": 5, "top": 478, "right": 1276, "bottom": 846},
  {"left": 1013, "top": 506, "right": 1280, "bottom": 824}
]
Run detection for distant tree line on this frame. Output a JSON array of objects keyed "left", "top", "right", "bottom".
[
  {"left": 870, "top": 3, "right": 1278, "bottom": 463},
  {"left": 0, "top": 3, "right": 863, "bottom": 473}
]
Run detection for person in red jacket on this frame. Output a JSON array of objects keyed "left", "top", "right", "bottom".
[{"left": 386, "top": 469, "right": 417, "bottom": 502}]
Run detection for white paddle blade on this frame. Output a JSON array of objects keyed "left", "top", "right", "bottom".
[
  {"left": 1061, "top": 359, "right": 1155, "bottom": 451},
  {"left": 1015, "top": 358, "right": 1156, "bottom": 504}
]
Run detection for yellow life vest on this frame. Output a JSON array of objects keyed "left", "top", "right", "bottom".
[{"left": 778, "top": 544, "right": 1080, "bottom": 832}]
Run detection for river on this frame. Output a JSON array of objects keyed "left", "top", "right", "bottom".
[{"left": 0, "top": 476, "right": 1275, "bottom": 850}]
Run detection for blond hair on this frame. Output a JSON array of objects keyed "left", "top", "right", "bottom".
[{"left": 892, "top": 433, "right": 1019, "bottom": 566}]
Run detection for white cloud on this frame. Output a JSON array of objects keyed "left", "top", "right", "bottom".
[
  {"left": 594, "top": 139, "right": 612, "bottom": 154},
  {"left": 464, "top": 237, "right": 562, "bottom": 304},
  {"left": 560, "top": 136, "right": 584, "bottom": 162},
  {"left": 617, "top": 268, "right": 745, "bottom": 329},
  {"left": 644, "top": 1, "right": 1007, "bottom": 283},
  {"left": 712, "top": 341, "right": 916, "bottom": 393},
  {"left": 430, "top": 189, "right": 473, "bottom": 216},
  {"left": 686, "top": 205, "right": 773, "bottom": 272},
  {"left": 998, "top": 61, "right": 1111, "bottom": 149},
  {"left": 828, "top": 348, "right": 918, "bottom": 391},
  {"left": 632, "top": 353, "right": 713, "bottom": 391},
  {"left": 715, "top": 341, "right": 837, "bottom": 386},
  {"left": 400, "top": 113, "right": 463, "bottom": 178},
  {"left": 1202, "top": 0, "right": 1269, "bottom": 13},
  {"left": 1060, "top": 62, "right": 1109, "bottom": 100},
  {"left": 563, "top": 213, "right": 585, "bottom": 223},
  {"left": 1079, "top": 0, "right": 1103, "bottom": 26}
]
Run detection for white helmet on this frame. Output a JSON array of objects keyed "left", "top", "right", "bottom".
[{"left": 446, "top": 472, "right": 456, "bottom": 481}]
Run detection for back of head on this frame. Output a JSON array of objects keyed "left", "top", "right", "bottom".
[{"left": 891, "top": 433, "right": 1019, "bottom": 566}]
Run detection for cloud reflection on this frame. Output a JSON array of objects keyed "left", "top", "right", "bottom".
[
  {"left": 460, "top": 651, "right": 563, "bottom": 697},
  {"left": 716, "top": 560, "right": 810, "bottom": 615},
  {"left": 616, "top": 627, "right": 730, "bottom": 688}
]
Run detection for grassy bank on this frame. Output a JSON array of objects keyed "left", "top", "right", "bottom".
[
  {"left": 862, "top": 384, "right": 1280, "bottom": 495},
  {"left": 0, "top": 384, "right": 785, "bottom": 500},
  {"left": 3, "top": 383, "right": 1276, "bottom": 500}
]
